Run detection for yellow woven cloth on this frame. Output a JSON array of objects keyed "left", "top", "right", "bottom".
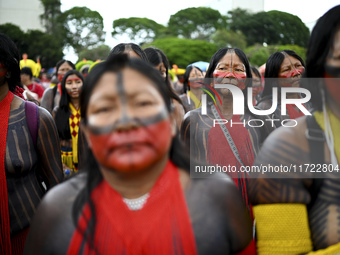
[
  {"left": 68, "top": 103, "right": 81, "bottom": 171},
  {"left": 61, "top": 149, "right": 74, "bottom": 170},
  {"left": 189, "top": 90, "right": 201, "bottom": 109},
  {"left": 314, "top": 109, "right": 340, "bottom": 163},
  {"left": 253, "top": 203, "right": 313, "bottom": 255},
  {"left": 306, "top": 242, "right": 340, "bottom": 255}
]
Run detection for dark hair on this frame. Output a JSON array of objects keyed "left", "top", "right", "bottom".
[
  {"left": 52, "top": 60, "right": 76, "bottom": 97},
  {"left": 204, "top": 47, "right": 252, "bottom": 109},
  {"left": 55, "top": 70, "right": 84, "bottom": 140},
  {"left": 144, "top": 47, "right": 184, "bottom": 107},
  {"left": 55, "top": 59, "right": 76, "bottom": 74},
  {"left": 73, "top": 54, "right": 191, "bottom": 252},
  {"left": 21, "top": 66, "right": 33, "bottom": 79},
  {"left": 107, "top": 43, "right": 148, "bottom": 62},
  {"left": 303, "top": 5, "right": 340, "bottom": 111},
  {"left": 183, "top": 65, "right": 203, "bottom": 93},
  {"left": 251, "top": 66, "right": 261, "bottom": 79},
  {"left": 0, "top": 33, "right": 21, "bottom": 92},
  {"left": 260, "top": 50, "right": 305, "bottom": 99}
]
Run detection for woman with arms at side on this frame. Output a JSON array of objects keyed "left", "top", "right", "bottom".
[{"left": 24, "top": 55, "right": 253, "bottom": 255}]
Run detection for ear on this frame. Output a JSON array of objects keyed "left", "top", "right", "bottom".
[{"left": 80, "top": 121, "right": 92, "bottom": 148}]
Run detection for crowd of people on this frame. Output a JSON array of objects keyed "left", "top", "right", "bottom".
[{"left": 0, "top": 4, "right": 339, "bottom": 255}]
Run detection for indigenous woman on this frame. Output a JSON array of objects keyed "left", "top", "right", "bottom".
[
  {"left": 256, "top": 50, "right": 311, "bottom": 127},
  {"left": 24, "top": 55, "right": 254, "bottom": 254},
  {"left": 107, "top": 42, "right": 148, "bottom": 61},
  {"left": 144, "top": 47, "right": 185, "bottom": 130},
  {"left": 0, "top": 33, "right": 63, "bottom": 255},
  {"left": 40, "top": 60, "right": 75, "bottom": 114},
  {"left": 53, "top": 70, "right": 84, "bottom": 174},
  {"left": 179, "top": 65, "right": 205, "bottom": 113},
  {"left": 249, "top": 5, "right": 340, "bottom": 254},
  {"left": 251, "top": 66, "right": 263, "bottom": 105},
  {"left": 181, "top": 47, "right": 273, "bottom": 208}
]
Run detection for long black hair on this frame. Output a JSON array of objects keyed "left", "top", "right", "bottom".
[
  {"left": 182, "top": 65, "right": 203, "bottom": 94},
  {"left": 302, "top": 5, "right": 340, "bottom": 111},
  {"left": 73, "top": 54, "right": 191, "bottom": 253},
  {"left": 107, "top": 43, "right": 148, "bottom": 62},
  {"left": 204, "top": 47, "right": 252, "bottom": 110},
  {"left": 0, "top": 33, "right": 21, "bottom": 92},
  {"left": 55, "top": 70, "right": 84, "bottom": 140},
  {"left": 52, "top": 60, "right": 76, "bottom": 95},
  {"left": 260, "top": 50, "right": 305, "bottom": 101},
  {"left": 144, "top": 47, "right": 184, "bottom": 107}
]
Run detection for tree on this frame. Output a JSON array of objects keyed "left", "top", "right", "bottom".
[
  {"left": 0, "top": 23, "right": 27, "bottom": 52},
  {"left": 228, "top": 9, "right": 310, "bottom": 47},
  {"left": 267, "top": 11, "right": 309, "bottom": 47},
  {"left": 59, "top": 7, "right": 105, "bottom": 54},
  {"left": 168, "top": 7, "right": 227, "bottom": 40},
  {"left": 78, "top": 44, "right": 111, "bottom": 62},
  {"left": 144, "top": 38, "right": 218, "bottom": 68},
  {"left": 25, "top": 30, "right": 64, "bottom": 68},
  {"left": 39, "top": 0, "right": 62, "bottom": 34},
  {"left": 211, "top": 29, "right": 247, "bottom": 50},
  {"left": 112, "top": 17, "right": 166, "bottom": 44},
  {"left": 245, "top": 44, "right": 307, "bottom": 67}
]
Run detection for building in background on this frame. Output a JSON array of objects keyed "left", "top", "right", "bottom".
[{"left": 0, "top": 0, "right": 45, "bottom": 31}]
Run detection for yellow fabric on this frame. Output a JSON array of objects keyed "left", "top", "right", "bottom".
[
  {"left": 61, "top": 149, "right": 74, "bottom": 170},
  {"left": 306, "top": 242, "right": 340, "bottom": 255},
  {"left": 49, "top": 82, "right": 57, "bottom": 88},
  {"left": 253, "top": 203, "right": 313, "bottom": 255},
  {"left": 20, "top": 59, "right": 40, "bottom": 77},
  {"left": 189, "top": 91, "right": 201, "bottom": 109},
  {"left": 68, "top": 103, "right": 81, "bottom": 171},
  {"left": 314, "top": 109, "right": 340, "bottom": 162}
]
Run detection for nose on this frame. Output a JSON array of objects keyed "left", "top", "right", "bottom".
[
  {"left": 114, "top": 106, "right": 139, "bottom": 132},
  {"left": 224, "top": 72, "right": 236, "bottom": 79},
  {"left": 291, "top": 68, "right": 302, "bottom": 78}
]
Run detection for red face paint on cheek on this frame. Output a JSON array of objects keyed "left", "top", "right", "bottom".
[
  {"left": 324, "top": 72, "right": 340, "bottom": 105},
  {"left": 58, "top": 74, "right": 64, "bottom": 82},
  {"left": 0, "top": 63, "right": 7, "bottom": 78},
  {"left": 88, "top": 119, "right": 173, "bottom": 172}
]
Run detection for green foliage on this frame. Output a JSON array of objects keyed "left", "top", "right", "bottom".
[
  {"left": 168, "top": 7, "right": 227, "bottom": 40},
  {"left": 0, "top": 23, "right": 26, "bottom": 51},
  {"left": 245, "top": 44, "right": 307, "bottom": 67},
  {"left": 0, "top": 24, "right": 63, "bottom": 68},
  {"left": 77, "top": 45, "right": 111, "bottom": 62},
  {"left": 25, "top": 30, "right": 64, "bottom": 68},
  {"left": 59, "top": 7, "right": 105, "bottom": 53},
  {"left": 229, "top": 9, "right": 310, "bottom": 47},
  {"left": 211, "top": 29, "right": 247, "bottom": 50},
  {"left": 39, "top": 0, "right": 62, "bottom": 34},
  {"left": 112, "top": 17, "right": 166, "bottom": 43},
  {"left": 144, "top": 37, "right": 218, "bottom": 67}
]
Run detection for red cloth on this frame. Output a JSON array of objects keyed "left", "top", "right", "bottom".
[
  {"left": 0, "top": 91, "right": 14, "bottom": 255},
  {"left": 207, "top": 106, "right": 254, "bottom": 209},
  {"left": 67, "top": 160, "right": 197, "bottom": 255},
  {"left": 26, "top": 82, "right": 45, "bottom": 98},
  {"left": 13, "top": 86, "right": 25, "bottom": 100}
]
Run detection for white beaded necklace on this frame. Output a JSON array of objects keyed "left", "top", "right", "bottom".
[{"left": 123, "top": 193, "right": 150, "bottom": 211}]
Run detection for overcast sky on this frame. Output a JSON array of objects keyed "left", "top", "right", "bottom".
[{"left": 60, "top": 0, "right": 340, "bottom": 61}]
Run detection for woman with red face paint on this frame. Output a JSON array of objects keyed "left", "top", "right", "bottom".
[
  {"left": 179, "top": 65, "right": 205, "bottom": 113},
  {"left": 181, "top": 47, "right": 274, "bottom": 208},
  {"left": 53, "top": 70, "right": 84, "bottom": 176},
  {"left": 24, "top": 54, "right": 254, "bottom": 255},
  {"left": 144, "top": 47, "right": 185, "bottom": 130},
  {"left": 248, "top": 5, "right": 340, "bottom": 254},
  {"left": 0, "top": 33, "right": 63, "bottom": 255},
  {"left": 40, "top": 60, "right": 76, "bottom": 114},
  {"left": 256, "top": 50, "right": 311, "bottom": 127}
]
